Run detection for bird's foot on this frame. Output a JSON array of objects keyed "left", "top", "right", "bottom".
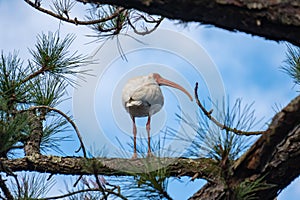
[
  {"left": 146, "top": 152, "right": 155, "bottom": 158},
  {"left": 131, "top": 153, "right": 138, "bottom": 159}
]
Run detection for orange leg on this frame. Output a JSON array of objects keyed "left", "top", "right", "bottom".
[
  {"left": 131, "top": 116, "right": 137, "bottom": 159},
  {"left": 146, "top": 115, "right": 153, "bottom": 157}
]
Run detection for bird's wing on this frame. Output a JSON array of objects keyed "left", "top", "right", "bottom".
[
  {"left": 132, "top": 83, "right": 163, "bottom": 105},
  {"left": 122, "top": 76, "right": 148, "bottom": 106},
  {"left": 122, "top": 77, "right": 143, "bottom": 107},
  {"left": 122, "top": 78, "right": 164, "bottom": 115},
  {"left": 129, "top": 84, "right": 164, "bottom": 115}
]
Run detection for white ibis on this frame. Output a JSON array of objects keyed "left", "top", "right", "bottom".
[{"left": 122, "top": 73, "right": 193, "bottom": 159}]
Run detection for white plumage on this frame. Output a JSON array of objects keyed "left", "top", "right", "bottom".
[
  {"left": 122, "top": 73, "right": 164, "bottom": 117},
  {"left": 122, "top": 73, "right": 192, "bottom": 159}
]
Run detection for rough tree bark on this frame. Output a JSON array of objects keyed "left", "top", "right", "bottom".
[
  {"left": 77, "top": 0, "right": 300, "bottom": 46},
  {"left": 0, "top": 156, "right": 215, "bottom": 179},
  {"left": 23, "top": 111, "right": 43, "bottom": 157},
  {"left": 190, "top": 95, "right": 300, "bottom": 200}
]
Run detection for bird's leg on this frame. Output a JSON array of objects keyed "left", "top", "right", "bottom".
[
  {"left": 131, "top": 116, "right": 137, "bottom": 159},
  {"left": 146, "top": 116, "right": 153, "bottom": 157}
]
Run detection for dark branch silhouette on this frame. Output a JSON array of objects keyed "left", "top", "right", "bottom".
[
  {"left": 76, "top": 0, "right": 300, "bottom": 46},
  {"left": 194, "top": 82, "right": 263, "bottom": 136}
]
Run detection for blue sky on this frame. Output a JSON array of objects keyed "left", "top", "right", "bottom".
[{"left": 0, "top": 1, "right": 298, "bottom": 199}]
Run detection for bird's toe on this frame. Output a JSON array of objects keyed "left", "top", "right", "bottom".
[
  {"left": 131, "top": 153, "right": 138, "bottom": 159},
  {"left": 146, "top": 152, "right": 155, "bottom": 158}
]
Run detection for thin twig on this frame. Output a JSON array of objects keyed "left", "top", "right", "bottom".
[
  {"left": 21, "top": 66, "right": 45, "bottom": 84},
  {"left": 8, "top": 145, "right": 24, "bottom": 150},
  {"left": 94, "top": 174, "right": 107, "bottom": 198},
  {"left": 23, "top": 105, "right": 87, "bottom": 157},
  {"left": 10, "top": 173, "right": 21, "bottom": 200},
  {"left": 127, "top": 15, "right": 164, "bottom": 36},
  {"left": 40, "top": 188, "right": 102, "bottom": 200},
  {"left": 41, "top": 187, "right": 128, "bottom": 200},
  {"left": 24, "top": 0, "right": 125, "bottom": 26},
  {"left": 73, "top": 174, "right": 83, "bottom": 187},
  {"left": 194, "top": 82, "right": 263, "bottom": 136},
  {"left": 0, "top": 161, "right": 21, "bottom": 199},
  {"left": 0, "top": 175, "right": 13, "bottom": 200}
]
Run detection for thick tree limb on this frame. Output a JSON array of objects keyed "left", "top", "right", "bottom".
[
  {"left": 233, "top": 95, "right": 300, "bottom": 174},
  {"left": 0, "top": 156, "right": 216, "bottom": 180},
  {"left": 23, "top": 111, "right": 43, "bottom": 156},
  {"left": 190, "top": 95, "right": 300, "bottom": 200},
  {"left": 77, "top": 0, "right": 300, "bottom": 46}
]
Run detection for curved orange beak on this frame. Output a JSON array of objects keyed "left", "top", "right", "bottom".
[{"left": 154, "top": 73, "right": 193, "bottom": 101}]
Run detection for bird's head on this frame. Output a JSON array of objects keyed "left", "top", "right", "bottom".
[{"left": 151, "top": 73, "right": 193, "bottom": 101}]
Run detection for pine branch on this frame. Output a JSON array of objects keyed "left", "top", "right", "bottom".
[
  {"left": 25, "top": 0, "right": 165, "bottom": 38},
  {"left": 127, "top": 14, "right": 164, "bottom": 36},
  {"left": 281, "top": 45, "right": 300, "bottom": 86},
  {"left": 24, "top": 0, "right": 125, "bottom": 26},
  {"left": 76, "top": 0, "right": 300, "bottom": 46},
  {"left": 21, "top": 67, "right": 45, "bottom": 84},
  {"left": 0, "top": 156, "right": 216, "bottom": 180},
  {"left": 194, "top": 82, "right": 263, "bottom": 136},
  {"left": 9, "top": 173, "right": 56, "bottom": 199},
  {"left": 22, "top": 105, "right": 87, "bottom": 157}
]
